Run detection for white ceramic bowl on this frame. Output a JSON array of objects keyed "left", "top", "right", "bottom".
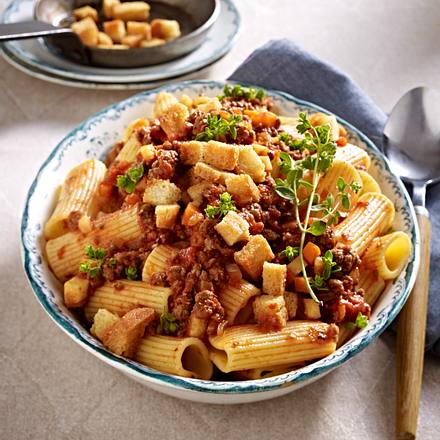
[{"left": 21, "top": 80, "right": 419, "bottom": 403}]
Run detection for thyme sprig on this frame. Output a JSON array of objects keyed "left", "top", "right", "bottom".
[{"left": 195, "top": 114, "right": 243, "bottom": 142}]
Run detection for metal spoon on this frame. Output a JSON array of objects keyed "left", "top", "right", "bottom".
[{"left": 383, "top": 86, "right": 440, "bottom": 440}]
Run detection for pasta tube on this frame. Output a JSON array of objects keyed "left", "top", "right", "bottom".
[
  {"left": 153, "top": 92, "right": 178, "bottom": 118},
  {"left": 84, "top": 280, "right": 172, "bottom": 321},
  {"left": 361, "top": 232, "right": 412, "bottom": 280},
  {"left": 115, "top": 133, "right": 141, "bottom": 163},
  {"left": 333, "top": 192, "right": 395, "bottom": 256},
  {"left": 218, "top": 280, "right": 261, "bottom": 324},
  {"left": 358, "top": 170, "right": 381, "bottom": 195},
  {"left": 44, "top": 159, "right": 106, "bottom": 239},
  {"left": 335, "top": 144, "right": 371, "bottom": 170},
  {"left": 234, "top": 363, "right": 304, "bottom": 380},
  {"left": 46, "top": 204, "right": 142, "bottom": 282},
  {"left": 142, "top": 245, "right": 176, "bottom": 282},
  {"left": 135, "top": 335, "right": 213, "bottom": 380},
  {"left": 209, "top": 321, "right": 338, "bottom": 373}
]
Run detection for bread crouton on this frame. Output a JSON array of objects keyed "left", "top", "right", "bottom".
[
  {"left": 179, "top": 141, "right": 206, "bottom": 165},
  {"left": 103, "top": 0, "right": 119, "bottom": 18},
  {"left": 151, "top": 18, "right": 181, "bottom": 41},
  {"left": 137, "top": 144, "right": 156, "bottom": 163},
  {"left": 71, "top": 17, "right": 99, "bottom": 46},
  {"left": 234, "top": 235, "right": 274, "bottom": 280},
  {"left": 284, "top": 291, "right": 299, "bottom": 319},
  {"left": 103, "top": 19, "right": 126, "bottom": 43},
  {"left": 140, "top": 38, "right": 165, "bottom": 48},
  {"left": 303, "top": 298, "right": 321, "bottom": 320},
  {"left": 215, "top": 211, "right": 250, "bottom": 246},
  {"left": 260, "top": 155, "right": 273, "bottom": 172},
  {"left": 127, "top": 21, "right": 151, "bottom": 39},
  {"left": 204, "top": 141, "right": 239, "bottom": 171},
  {"left": 262, "top": 262, "right": 287, "bottom": 296},
  {"left": 143, "top": 179, "right": 181, "bottom": 205},
  {"left": 102, "top": 307, "right": 156, "bottom": 357},
  {"left": 237, "top": 145, "right": 266, "bottom": 182},
  {"left": 112, "top": 1, "right": 150, "bottom": 21},
  {"left": 193, "top": 162, "right": 235, "bottom": 184},
  {"left": 155, "top": 204, "right": 180, "bottom": 229},
  {"left": 154, "top": 92, "right": 178, "bottom": 118},
  {"left": 186, "top": 182, "right": 210, "bottom": 206},
  {"left": 73, "top": 5, "right": 98, "bottom": 22},
  {"left": 91, "top": 308, "right": 120, "bottom": 340},
  {"left": 253, "top": 295, "right": 288, "bottom": 331},
  {"left": 225, "top": 174, "right": 260, "bottom": 204},
  {"left": 121, "top": 34, "right": 144, "bottom": 48},
  {"left": 97, "top": 32, "right": 113, "bottom": 46},
  {"left": 64, "top": 276, "right": 90, "bottom": 308},
  {"left": 159, "top": 103, "right": 189, "bottom": 141}
]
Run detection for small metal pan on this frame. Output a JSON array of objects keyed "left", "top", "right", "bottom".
[{"left": 0, "top": 0, "right": 220, "bottom": 68}]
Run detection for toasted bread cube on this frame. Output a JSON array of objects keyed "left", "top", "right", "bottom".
[
  {"left": 179, "top": 141, "right": 206, "bottom": 165},
  {"left": 127, "top": 21, "right": 151, "bottom": 38},
  {"left": 196, "top": 97, "right": 222, "bottom": 113},
  {"left": 102, "top": 307, "right": 155, "bottom": 357},
  {"left": 151, "top": 18, "right": 181, "bottom": 41},
  {"left": 103, "top": 0, "right": 120, "bottom": 18},
  {"left": 286, "top": 256, "right": 303, "bottom": 284},
  {"left": 187, "top": 182, "right": 210, "bottom": 206},
  {"left": 64, "top": 276, "right": 90, "bottom": 308},
  {"left": 159, "top": 103, "right": 189, "bottom": 141},
  {"left": 73, "top": 5, "right": 98, "bottom": 22},
  {"left": 252, "top": 144, "right": 270, "bottom": 156},
  {"left": 155, "top": 204, "right": 180, "bottom": 229},
  {"left": 138, "top": 144, "right": 156, "bottom": 163},
  {"left": 154, "top": 92, "right": 178, "bottom": 118},
  {"left": 260, "top": 155, "right": 273, "bottom": 172},
  {"left": 303, "top": 298, "right": 321, "bottom": 320},
  {"left": 103, "top": 19, "right": 126, "bottom": 43},
  {"left": 187, "top": 314, "right": 208, "bottom": 338},
  {"left": 234, "top": 235, "right": 274, "bottom": 280},
  {"left": 237, "top": 145, "right": 266, "bottom": 182},
  {"left": 193, "top": 162, "right": 222, "bottom": 183},
  {"left": 97, "top": 31, "right": 113, "bottom": 46},
  {"left": 106, "top": 44, "right": 129, "bottom": 49},
  {"left": 112, "top": 1, "right": 150, "bottom": 21},
  {"left": 204, "top": 141, "right": 239, "bottom": 171},
  {"left": 71, "top": 17, "right": 99, "bottom": 46},
  {"left": 284, "top": 291, "right": 299, "bottom": 319},
  {"left": 143, "top": 179, "right": 181, "bottom": 205},
  {"left": 215, "top": 211, "right": 250, "bottom": 246},
  {"left": 140, "top": 38, "right": 166, "bottom": 48},
  {"left": 91, "top": 309, "right": 120, "bottom": 340},
  {"left": 262, "top": 262, "right": 287, "bottom": 296},
  {"left": 225, "top": 174, "right": 260, "bottom": 204},
  {"left": 253, "top": 295, "right": 288, "bottom": 331},
  {"left": 121, "top": 34, "right": 143, "bottom": 48}
]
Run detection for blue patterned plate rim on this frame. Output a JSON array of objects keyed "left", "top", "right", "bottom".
[
  {"left": 21, "top": 80, "right": 420, "bottom": 394},
  {"left": 1, "top": 0, "right": 241, "bottom": 84}
]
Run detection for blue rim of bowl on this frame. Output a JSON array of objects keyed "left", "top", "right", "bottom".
[
  {"left": 21, "top": 80, "right": 420, "bottom": 394},
  {"left": 0, "top": 0, "right": 241, "bottom": 84}
]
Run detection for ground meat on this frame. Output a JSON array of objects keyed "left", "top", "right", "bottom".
[
  {"left": 235, "top": 125, "right": 256, "bottom": 144},
  {"left": 148, "top": 149, "right": 179, "bottom": 180},
  {"left": 203, "top": 184, "right": 226, "bottom": 205},
  {"left": 192, "top": 290, "right": 226, "bottom": 336},
  {"left": 150, "top": 271, "right": 168, "bottom": 286},
  {"left": 188, "top": 110, "right": 207, "bottom": 138},
  {"left": 311, "top": 227, "right": 336, "bottom": 252},
  {"left": 332, "top": 245, "right": 361, "bottom": 275},
  {"left": 66, "top": 211, "right": 82, "bottom": 232},
  {"left": 101, "top": 249, "right": 149, "bottom": 282}
]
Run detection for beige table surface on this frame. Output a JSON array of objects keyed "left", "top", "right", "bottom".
[{"left": 1, "top": 0, "right": 439, "bottom": 439}]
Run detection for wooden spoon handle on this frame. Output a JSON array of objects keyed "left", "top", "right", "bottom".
[{"left": 396, "top": 211, "right": 431, "bottom": 439}]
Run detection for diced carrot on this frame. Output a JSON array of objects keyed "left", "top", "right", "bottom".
[
  {"left": 294, "top": 276, "right": 309, "bottom": 293},
  {"left": 244, "top": 110, "right": 278, "bottom": 128},
  {"left": 337, "top": 136, "right": 347, "bottom": 147},
  {"left": 126, "top": 193, "right": 140, "bottom": 205},
  {"left": 99, "top": 182, "right": 114, "bottom": 198},
  {"left": 182, "top": 202, "right": 203, "bottom": 227},
  {"left": 219, "top": 110, "right": 230, "bottom": 120},
  {"left": 230, "top": 108, "right": 243, "bottom": 115},
  {"left": 338, "top": 124, "right": 347, "bottom": 137},
  {"left": 303, "top": 242, "right": 321, "bottom": 265}
]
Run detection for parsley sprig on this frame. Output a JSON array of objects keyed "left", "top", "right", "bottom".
[
  {"left": 195, "top": 114, "right": 243, "bottom": 142},
  {"left": 279, "top": 132, "right": 308, "bottom": 152},
  {"left": 345, "top": 312, "right": 369, "bottom": 330},
  {"left": 218, "top": 84, "right": 265, "bottom": 101},
  {"left": 116, "top": 163, "right": 144, "bottom": 194},
  {"left": 205, "top": 192, "right": 236, "bottom": 219},
  {"left": 125, "top": 266, "right": 137, "bottom": 280},
  {"left": 79, "top": 245, "right": 107, "bottom": 278},
  {"left": 279, "top": 246, "right": 300, "bottom": 262}
]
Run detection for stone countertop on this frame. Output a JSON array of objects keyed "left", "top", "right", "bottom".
[{"left": 1, "top": 0, "right": 439, "bottom": 438}]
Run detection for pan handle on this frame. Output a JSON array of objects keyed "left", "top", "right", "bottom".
[{"left": 0, "top": 21, "right": 73, "bottom": 42}]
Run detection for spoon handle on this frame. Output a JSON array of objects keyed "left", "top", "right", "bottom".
[{"left": 396, "top": 211, "right": 431, "bottom": 439}]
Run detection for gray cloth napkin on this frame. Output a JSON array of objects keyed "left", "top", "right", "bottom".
[{"left": 229, "top": 39, "right": 440, "bottom": 356}]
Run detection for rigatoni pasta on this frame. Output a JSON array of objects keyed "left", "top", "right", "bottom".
[{"left": 43, "top": 84, "right": 412, "bottom": 381}]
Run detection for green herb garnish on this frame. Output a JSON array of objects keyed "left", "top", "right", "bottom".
[
  {"left": 279, "top": 132, "right": 308, "bottom": 152},
  {"left": 218, "top": 84, "right": 265, "bottom": 101},
  {"left": 157, "top": 312, "right": 180, "bottom": 335},
  {"left": 322, "top": 250, "right": 341, "bottom": 280},
  {"left": 79, "top": 245, "right": 107, "bottom": 278},
  {"left": 205, "top": 192, "right": 236, "bottom": 219},
  {"left": 125, "top": 266, "right": 137, "bottom": 280},
  {"left": 195, "top": 114, "right": 243, "bottom": 142},
  {"left": 279, "top": 246, "right": 300, "bottom": 262},
  {"left": 116, "top": 163, "right": 144, "bottom": 194},
  {"left": 345, "top": 312, "right": 369, "bottom": 330}
]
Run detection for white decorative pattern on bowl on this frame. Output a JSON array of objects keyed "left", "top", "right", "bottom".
[{"left": 21, "top": 80, "right": 419, "bottom": 403}]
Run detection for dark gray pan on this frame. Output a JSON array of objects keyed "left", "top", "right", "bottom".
[{"left": 0, "top": 0, "right": 220, "bottom": 68}]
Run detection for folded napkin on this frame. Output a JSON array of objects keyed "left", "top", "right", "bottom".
[{"left": 229, "top": 39, "right": 440, "bottom": 356}]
